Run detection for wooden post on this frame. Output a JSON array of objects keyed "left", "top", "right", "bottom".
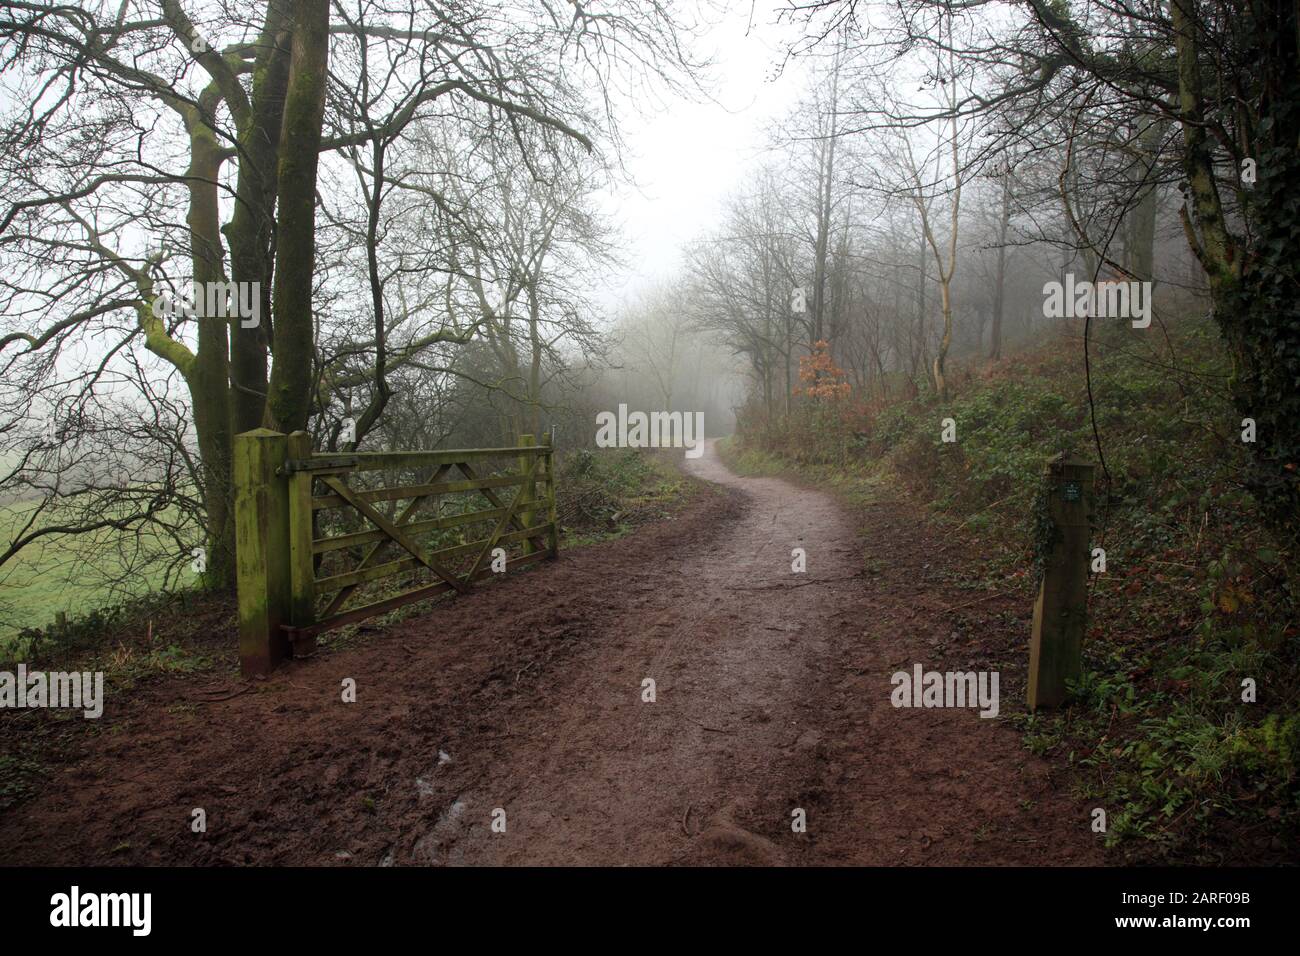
[
  {"left": 234, "top": 428, "right": 293, "bottom": 677},
  {"left": 518, "top": 434, "right": 536, "bottom": 556},
  {"left": 542, "top": 431, "right": 559, "bottom": 557},
  {"left": 1028, "top": 452, "right": 1095, "bottom": 710},
  {"left": 286, "top": 430, "right": 317, "bottom": 659}
]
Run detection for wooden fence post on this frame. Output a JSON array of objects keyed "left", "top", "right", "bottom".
[
  {"left": 286, "top": 430, "right": 317, "bottom": 659},
  {"left": 518, "top": 434, "right": 536, "bottom": 556},
  {"left": 1028, "top": 452, "right": 1095, "bottom": 710},
  {"left": 542, "top": 431, "right": 559, "bottom": 557},
  {"left": 235, "top": 428, "right": 292, "bottom": 677}
]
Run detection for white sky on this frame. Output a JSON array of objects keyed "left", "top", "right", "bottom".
[{"left": 596, "top": 0, "right": 812, "bottom": 310}]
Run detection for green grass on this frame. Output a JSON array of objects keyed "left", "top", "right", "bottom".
[
  {"left": 0, "top": 499, "right": 196, "bottom": 656},
  {"left": 718, "top": 435, "right": 890, "bottom": 512}
]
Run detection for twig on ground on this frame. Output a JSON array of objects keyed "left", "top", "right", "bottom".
[{"left": 683, "top": 714, "right": 732, "bottom": 734}]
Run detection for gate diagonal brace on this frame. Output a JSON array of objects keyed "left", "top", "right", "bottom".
[
  {"left": 322, "top": 465, "right": 451, "bottom": 617},
  {"left": 456, "top": 460, "right": 550, "bottom": 553},
  {"left": 467, "top": 454, "right": 542, "bottom": 580},
  {"left": 320, "top": 476, "right": 471, "bottom": 595}
]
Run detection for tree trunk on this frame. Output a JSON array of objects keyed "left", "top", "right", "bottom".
[
  {"left": 990, "top": 172, "right": 1011, "bottom": 361},
  {"left": 810, "top": 35, "right": 843, "bottom": 349},
  {"left": 184, "top": 103, "right": 236, "bottom": 590},
  {"left": 224, "top": 1, "right": 293, "bottom": 435},
  {"left": 1125, "top": 116, "right": 1164, "bottom": 286},
  {"left": 933, "top": 277, "right": 953, "bottom": 402},
  {"left": 264, "top": 0, "right": 330, "bottom": 433},
  {"left": 528, "top": 284, "right": 543, "bottom": 436},
  {"left": 915, "top": 225, "right": 928, "bottom": 387}
]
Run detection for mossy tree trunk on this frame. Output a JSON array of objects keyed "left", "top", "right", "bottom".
[
  {"left": 264, "top": 0, "right": 330, "bottom": 434},
  {"left": 224, "top": 1, "right": 294, "bottom": 435},
  {"left": 184, "top": 109, "right": 237, "bottom": 591}
]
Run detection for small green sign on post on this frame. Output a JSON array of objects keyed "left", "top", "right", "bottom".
[{"left": 1028, "top": 453, "right": 1095, "bottom": 710}]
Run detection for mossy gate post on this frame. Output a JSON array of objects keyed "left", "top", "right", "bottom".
[
  {"left": 234, "top": 429, "right": 558, "bottom": 678},
  {"left": 235, "top": 428, "right": 293, "bottom": 676}
]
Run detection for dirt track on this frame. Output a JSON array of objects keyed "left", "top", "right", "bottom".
[{"left": 0, "top": 440, "right": 1102, "bottom": 865}]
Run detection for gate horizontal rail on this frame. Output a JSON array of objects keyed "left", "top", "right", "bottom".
[
  {"left": 309, "top": 473, "right": 535, "bottom": 509},
  {"left": 235, "top": 429, "right": 558, "bottom": 676}
]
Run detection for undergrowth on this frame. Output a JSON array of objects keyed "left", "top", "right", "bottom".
[{"left": 556, "top": 446, "right": 693, "bottom": 545}]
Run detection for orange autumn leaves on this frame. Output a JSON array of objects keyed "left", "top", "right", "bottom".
[{"left": 795, "top": 340, "right": 852, "bottom": 401}]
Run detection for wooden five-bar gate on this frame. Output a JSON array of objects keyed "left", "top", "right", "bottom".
[{"left": 235, "top": 429, "right": 557, "bottom": 676}]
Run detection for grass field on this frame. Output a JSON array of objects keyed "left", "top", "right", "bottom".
[{"left": 0, "top": 499, "right": 188, "bottom": 655}]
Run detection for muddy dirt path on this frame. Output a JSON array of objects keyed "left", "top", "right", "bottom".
[{"left": 0, "top": 440, "right": 1102, "bottom": 866}]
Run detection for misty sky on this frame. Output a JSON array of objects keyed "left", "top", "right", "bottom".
[{"left": 599, "top": 1, "right": 810, "bottom": 309}]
